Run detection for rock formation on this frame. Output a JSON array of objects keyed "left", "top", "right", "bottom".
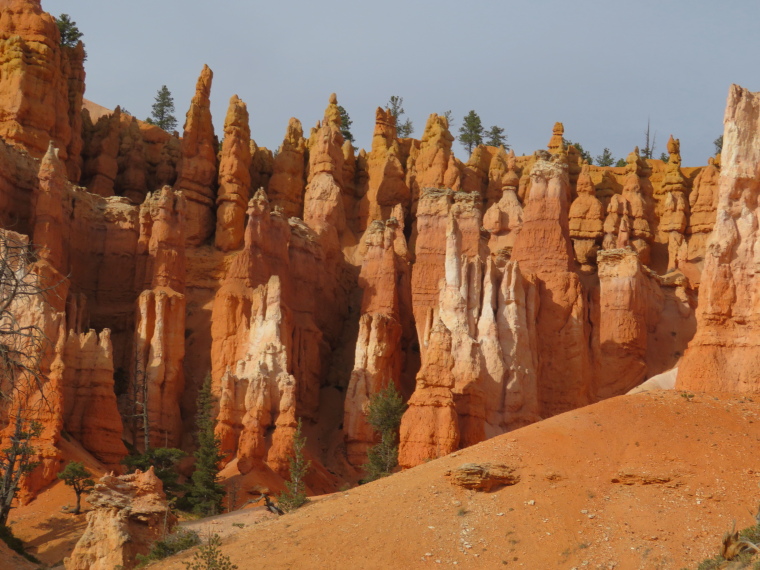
[
  {"left": 131, "top": 187, "right": 186, "bottom": 449},
  {"left": 65, "top": 468, "right": 176, "bottom": 570},
  {"left": 597, "top": 249, "right": 663, "bottom": 397},
  {"left": 62, "top": 328, "right": 127, "bottom": 469},
  {"left": 357, "top": 108, "right": 410, "bottom": 230},
  {"left": 657, "top": 135, "right": 689, "bottom": 272},
  {"left": 677, "top": 85, "right": 760, "bottom": 392},
  {"left": 568, "top": 165, "right": 604, "bottom": 271},
  {"left": 175, "top": 65, "right": 217, "bottom": 246},
  {"left": 211, "top": 189, "right": 324, "bottom": 476},
  {"left": 0, "top": 0, "right": 84, "bottom": 176},
  {"left": 410, "top": 114, "right": 455, "bottom": 211},
  {"left": 215, "top": 95, "right": 252, "bottom": 251},
  {"left": 344, "top": 213, "right": 411, "bottom": 465},
  {"left": 511, "top": 151, "right": 591, "bottom": 416},
  {"left": 268, "top": 117, "right": 307, "bottom": 218},
  {"left": 81, "top": 107, "right": 122, "bottom": 197}
]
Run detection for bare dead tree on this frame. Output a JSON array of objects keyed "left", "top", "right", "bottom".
[
  {"left": 0, "top": 230, "right": 53, "bottom": 527},
  {"left": 125, "top": 347, "right": 150, "bottom": 452},
  {"left": 642, "top": 118, "right": 657, "bottom": 159}
]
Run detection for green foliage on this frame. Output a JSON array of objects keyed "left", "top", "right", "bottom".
[
  {"left": 563, "top": 138, "right": 593, "bottom": 165},
  {"left": 442, "top": 110, "right": 454, "bottom": 129},
  {"left": 659, "top": 152, "right": 669, "bottom": 162},
  {"left": 714, "top": 135, "right": 724, "bottom": 155},
  {"left": 386, "top": 96, "right": 414, "bottom": 137},
  {"left": 458, "top": 110, "right": 484, "bottom": 155},
  {"left": 149, "top": 86, "right": 178, "bottom": 132},
  {"left": 183, "top": 533, "right": 237, "bottom": 570},
  {"left": 484, "top": 125, "right": 509, "bottom": 150},
  {"left": 338, "top": 105, "right": 354, "bottom": 143},
  {"left": 56, "top": 14, "right": 83, "bottom": 48},
  {"left": 184, "top": 374, "right": 225, "bottom": 516},
  {"left": 363, "top": 383, "right": 407, "bottom": 482},
  {"left": 0, "top": 525, "right": 39, "bottom": 564},
  {"left": 277, "top": 418, "right": 311, "bottom": 512},
  {"left": 595, "top": 148, "right": 616, "bottom": 167},
  {"left": 136, "top": 529, "right": 200, "bottom": 567},
  {"left": 123, "top": 447, "right": 186, "bottom": 496},
  {"left": 57, "top": 461, "right": 94, "bottom": 515},
  {"left": 615, "top": 158, "right": 627, "bottom": 167}
]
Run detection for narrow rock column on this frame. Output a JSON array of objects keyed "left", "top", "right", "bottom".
[
  {"left": 215, "top": 95, "right": 252, "bottom": 251},
  {"left": 175, "top": 65, "right": 217, "bottom": 246}
]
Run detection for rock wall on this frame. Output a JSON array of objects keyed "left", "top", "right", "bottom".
[
  {"left": 677, "top": 85, "right": 760, "bottom": 392},
  {"left": 0, "top": 0, "right": 739, "bottom": 495}
]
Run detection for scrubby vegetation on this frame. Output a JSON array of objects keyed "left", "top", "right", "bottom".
[
  {"left": 277, "top": 418, "right": 311, "bottom": 512},
  {"left": 136, "top": 529, "right": 201, "bottom": 567}
]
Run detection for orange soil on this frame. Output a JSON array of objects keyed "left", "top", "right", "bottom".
[{"left": 147, "top": 391, "right": 760, "bottom": 570}]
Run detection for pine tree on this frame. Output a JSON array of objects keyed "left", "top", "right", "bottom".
[
  {"left": 363, "top": 383, "right": 406, "bottom": 482},
  {"left": 277, "top": 418, "right": 311, "bottom": 512},
  {"left": 714, "top": 135, "right": 723, "bottom": 155},
  {"left": 338, "top": 105, "right": 354, "bottom": 143},
  {"left": 55, "top": 14, "right": 83, "bottom": 48},
  {"left": 183, "top": 533, "right": 237, "bottom": 570},
  {"left": 386, "top": 96, "right": 414, "bottom": 137},
  {"left": 149, "top": 86, "right": 178, "bottom": 132},
  {"left": 442, "top": 110, "right": 454, "bottom": 129},
  {"left": 595, "top": 148, "right": 615, "bottom": 167},
  {"left": 458, "top": 111, "right": 484, "bottom": 155},
  {"left": 185, "top": 374, "right": 225, "bottom": 516},
  {"left": 57, "top": 462, "right": 94, "bottom": 515},
  {"left": 564, "top": 138, "right": 593, "bottom": 165},
  {"left": 484, "top": 125, "right": 509, "bottom": 149}
]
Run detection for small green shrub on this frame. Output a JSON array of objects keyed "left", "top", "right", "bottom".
[
  {"left": 183, "top": 533, "right": 237, "bottom": 570},
  {"left": 277, "top": 418, "right": 311, "bottom": 512},
  {"left": 136, "top": 529, "right": 200, "bottom": 566}
]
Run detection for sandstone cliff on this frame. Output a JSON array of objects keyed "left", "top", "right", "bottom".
[{"left": 677, "top": 85, "right": 760, "bottom": 392}]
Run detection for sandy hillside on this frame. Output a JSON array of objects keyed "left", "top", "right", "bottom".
[{"left": 149, "top": 391, "right": 760, "bottom": 570}]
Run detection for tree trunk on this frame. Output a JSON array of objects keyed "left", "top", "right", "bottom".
[{"left": 73, "top": 491, "right": 81, "bottom": 515}]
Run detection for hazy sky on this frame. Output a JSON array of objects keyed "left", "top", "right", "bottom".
[{"left": 45, "top": 0, "right": 760, "bottom": 166}]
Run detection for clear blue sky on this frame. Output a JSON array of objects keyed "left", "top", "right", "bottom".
[{"left": 45, "top": 0, "right": 760, "bottom": 166}]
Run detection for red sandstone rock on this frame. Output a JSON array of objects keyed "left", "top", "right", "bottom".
[
  {"left": 116, "top": 117, "right": 149, "bottom": 204},
  {"left": 345, "top": 216, "right": 410, "bottom": 465},
  {"left": 33, "top": 143, "right": 67, "bottom": 271},
  {"left": 131, "top": 187, "right": 186, "bottom": 449},
  {"left": 215, "top": 95, "right": 252, "bottom": 251},
  {"left": 269, "top": 117, "right": 307, "bottom": 218},
  {"left": 65, "top": 468, "right": 176, "bottom": 570},
  {"left": 677, "top": 85, "right": 760, "bottom": 392},
  {"left": 210, "top": 190, "right": 324, "bottom": 475},
  {"left": 175, "top": 65, "right": 217, "bottom": 246},
  {"left": 597, "top": 249, "right": 663, "bottom": 398},
  {"left": 0, "top": 0, "right": 84, "bottom": 175},
  {"left": 511, "top": 151, "right": 592, "bottom": 416},
  {"left": 410, "top": 114, "right": 455, "bottom": 211},
  {"left": 569, "top": 164, "right": 604, "bottom": 270},
  {"left": 62, "top": 328, "right": 127, "bottom": 469},
  {"left": 357, "top": 108, "right": 410, "bottom": 230},
  {"left": 81, "top": 107, "right": 122, "bottom": 197}
]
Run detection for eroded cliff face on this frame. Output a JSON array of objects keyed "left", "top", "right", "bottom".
[
  {"left": 0, "top": 0, "right": 737, "bottom": 497},
  {"left": 0, "top": 0, "right": 84, "bottom": 178},
  {"left": 677, "top": 85, "right": 760, "bottom": 392},
  {"left": 65, "top": 468, "right": 175, "bottom": 570}
]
